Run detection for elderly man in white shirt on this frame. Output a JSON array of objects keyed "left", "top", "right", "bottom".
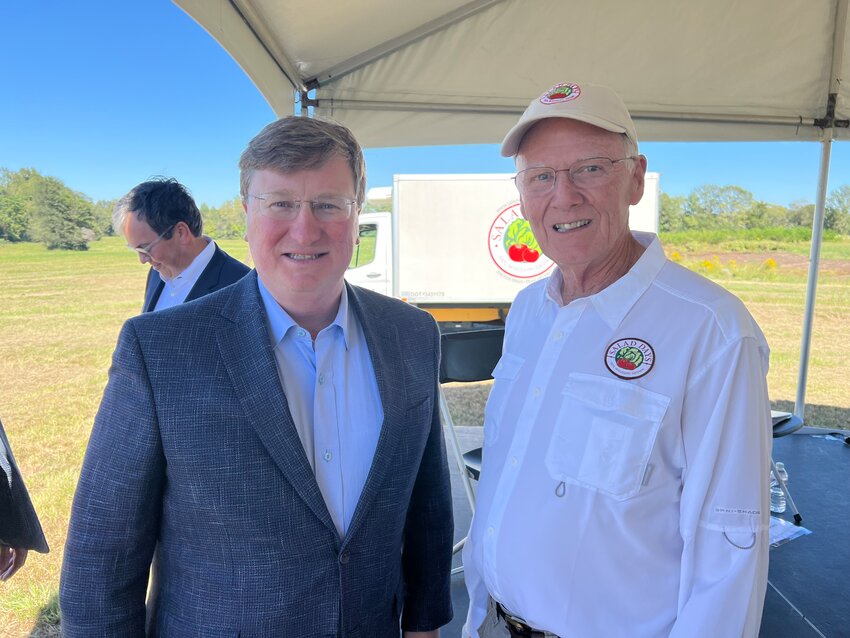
[{"left": 463, "top": 82, "right": 772, "bottom": 638}]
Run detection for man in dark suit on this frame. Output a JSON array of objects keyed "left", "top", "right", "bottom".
[
  {"left": 60, "top": 117, "right": 453, "bottom": 637},
  {"left": 1, "top": 417, "right": 49, "bottom": 581},
  {"left": 113, "top": 177, "right": 249, "bottom": 312}
]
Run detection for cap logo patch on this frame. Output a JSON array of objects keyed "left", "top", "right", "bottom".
[
  {"left": 605, "top": 338, "right": 655, "bottom": 379},
  {"left": 540, "top": 82, "right": 581, "bottom": 105}
]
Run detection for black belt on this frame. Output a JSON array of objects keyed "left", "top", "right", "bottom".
[{"left": 495, "top": 601, "right": 552, "bottom": 637}]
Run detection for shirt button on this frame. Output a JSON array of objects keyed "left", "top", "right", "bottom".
[
  {"left": 297, "top": 329, "right": 307, "bottom": 338},
  {"left": 323, "top": 450, "right": 333, "bottom": 462},
  {"left": 318, "top": 372, "right": 325, "bottom": 385},
  {"left": 532, "top": 387, "right": 541, "bottom": 397},
  {"left": 487, "top": 527, "right": 494, "bottom": 536},
  {"left": 554, "top": 330, "right": 564, "bottom": 341},
  {"left": 510, "top": 457, "right": 518, "bottom": 467}
]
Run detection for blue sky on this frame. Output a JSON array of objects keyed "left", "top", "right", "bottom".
[{"left": 0, "top": 1, "right": 845, "bottom": 208}]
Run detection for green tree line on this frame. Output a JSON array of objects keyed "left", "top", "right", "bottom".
[
  {"left": 660, "top": 184, "right": 850, "bottom": 234},
  {"left": 0, "top": 168, "right": 115, "bottom": 249},
  {"left": 4, "top": 167, "right": 850, "bottom": 250},
  {"left": 0, "top": 168, "right": 251, "bottom": 250}
]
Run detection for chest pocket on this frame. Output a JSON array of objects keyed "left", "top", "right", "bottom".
[
  {"left": 545, "top": 373, "right": 671, "bottom": 501},
  {"left": 483, "top": 352, "right": 524, "bottom": 447}
]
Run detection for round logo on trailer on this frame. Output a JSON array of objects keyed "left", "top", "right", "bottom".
[
  {"left": 488, "top": 201, "right": 554, "bottom": 279},
  {"left": 605, "top": 338, "right": 655, "bottom": 379},
  {"left": 540, "top": 82, "right": 581, "bottom": 104}
]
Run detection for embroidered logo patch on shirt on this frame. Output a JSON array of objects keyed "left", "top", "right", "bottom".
[
  {"left": 605, "top": 338, "right": 655, "bottom": 379},
  {"left": 539, "top": 82, "right": 581, "bottom": 104}
]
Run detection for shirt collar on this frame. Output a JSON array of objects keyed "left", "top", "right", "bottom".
[
  {"left": 540, "top": 231, "right": 666, "bottom": 330},
  {"left": 165, "top": 237, "right": 215, "bottom": 289},
  {"left": 257, "top": 277, "right": 352, "bottom": 350}
]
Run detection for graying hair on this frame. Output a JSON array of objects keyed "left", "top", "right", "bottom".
[
  {"left": 622, "top": 133, "right": 639, "bottom": 158},
  {"left": 112, "top": 195, "right": 132, "bottom": 236},
  {"left": 112, "top": 177, "right": 202, "bottom": 237},
  {"left": 239, "top": 116, "right": 366, "bottom": 208}
]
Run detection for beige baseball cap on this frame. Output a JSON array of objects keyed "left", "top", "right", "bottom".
[{"left": 500, "top": 81, "right": 638, "bottom": 157}]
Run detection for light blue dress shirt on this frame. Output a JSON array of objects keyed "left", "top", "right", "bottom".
[
  {"left": 257, "top": 278, "right": 384, "bottom": 538},
  {"left": 154, "top": 238, "right": 216, "bottom": 311}
]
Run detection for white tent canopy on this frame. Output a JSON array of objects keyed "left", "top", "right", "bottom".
[
  {"left": 176, "top": 0, "right": 850, "bottom": 145},
  {"left": 174, "top": 0, "right": 850, "bottom": 418}
]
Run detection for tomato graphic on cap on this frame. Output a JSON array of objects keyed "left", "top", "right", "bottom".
[{"left": 540, "top": 82, "right": 581, "bottom": 104}]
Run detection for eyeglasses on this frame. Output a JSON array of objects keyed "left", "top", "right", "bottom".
[
  {"left": 246, "top": 193, "right": 357, "bottom": 222},
  {"left": 514, "top": 157, "right": 636, "bottom": 195},
  {"left": 129, "top": 224, "right": 175, "bottom": 258}
]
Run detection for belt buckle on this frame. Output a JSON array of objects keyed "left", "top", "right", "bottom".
[
  {"left": 506, "top": 613, "right": 528, "bottom": 633},
  {"left": 497, "top": 602, "right": 538, "bottom": 636}
]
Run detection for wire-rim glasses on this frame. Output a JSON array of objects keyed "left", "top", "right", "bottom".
[
  {"left": 514, "top": 156, "right": 636, "bottom": 195},
  {"left": 246, "top": 193, "right": 357, "bottom": 222}
]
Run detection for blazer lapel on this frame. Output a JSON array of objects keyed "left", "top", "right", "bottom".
[
  {"left": 343, "top": 285, "right": 408, "bottom": 542},
  {"left": 143, "top": 270, "right": 164, "bottom": 313},
  {"left": 216, "top": 275, "right": 337, "bottom": 534},
  {"left": 185, "top": 245, "right": 224, "bottom": 303}
]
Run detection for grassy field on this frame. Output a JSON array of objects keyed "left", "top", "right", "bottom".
[
  {"left": 661, "top": 235, "right": 850, "bottom": 426},
  {"left": 0, "top": 238, "right": 252, "bottom": 635},
  {"left": 0, "top": 235, "right": 848, "bottom": 634}
]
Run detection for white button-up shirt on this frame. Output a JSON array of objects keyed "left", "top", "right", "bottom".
[
  {"left": 463, "top": 232, "right": 772, "bottom": 638},
  {"left": 153, "top": 237, "right": 216, "bottom": 311},
  {"left": 258, "top": 279, "right": 383, "bottom": 539}
]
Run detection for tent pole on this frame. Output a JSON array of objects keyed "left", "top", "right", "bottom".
[{"left": 794, "top": 139, "right": 832, "bottom": 419}]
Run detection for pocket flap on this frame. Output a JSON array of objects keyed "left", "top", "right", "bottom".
[
  {"left": 547, "top": 373, "right": 672, "bottom": 500},
  {"left": 563, "top": 373, "right": 670, "bottom": 421}
]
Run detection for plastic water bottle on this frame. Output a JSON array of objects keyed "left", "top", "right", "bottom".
[{"left": 770, "top": 462, "right": 787, "bottom": 514}]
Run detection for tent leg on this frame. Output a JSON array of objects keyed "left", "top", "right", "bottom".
[{"left": 794, "top": 139, "right": 832, "bottom": 421}]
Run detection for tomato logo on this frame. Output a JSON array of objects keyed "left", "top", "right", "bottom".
[
  {"left": 488, "top": 202, "right": 554, "bottom": 279},
  {"left": 605, "top": 338, "right": 655, "bottom": 379},
  {"left": 540, "top": 82, "right": 581, "bottom": 105},
  {"left": 503, "top": 219, "right": 542, "bottom": 263}
]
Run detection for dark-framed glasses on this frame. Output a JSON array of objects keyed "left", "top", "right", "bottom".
[
  {"left": 129, "top": 224, "right": 175, "bottom": 257},
  {"left": 246, "top": 193, "right": 357, "bottom": 222},
  {"left": 514, "top": 156, "right": 636, "bottom": 195}
]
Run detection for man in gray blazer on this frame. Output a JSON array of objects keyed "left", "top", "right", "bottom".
[
  {"left": 113, "top": 177, "right": 249, "bottom": 313},
  {"left": 60, "top": 117, "right": 454, "bottom": 637}
]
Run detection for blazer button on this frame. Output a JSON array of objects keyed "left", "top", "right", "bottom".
[{"left": 339, "top": 550, "right": 350, "bottom": 564}]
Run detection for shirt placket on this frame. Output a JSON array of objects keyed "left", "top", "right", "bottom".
[
  {"left": 312, "top": 330, "right": 343, "bottom": 537},
  {"left": 483, "top": 301, "right": 586, "bottom": 600}
]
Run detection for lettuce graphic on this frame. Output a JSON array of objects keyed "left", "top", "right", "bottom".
[
  {"left": 503, "top": 219, "right": 541, "bottom": 253},
  {"left": 615, "top": 346, "right": 644, "bottom": 371}
]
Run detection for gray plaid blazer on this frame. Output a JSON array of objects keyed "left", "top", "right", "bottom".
[{"left": 60, "top": 272, "right": 453, "bottom": 637}]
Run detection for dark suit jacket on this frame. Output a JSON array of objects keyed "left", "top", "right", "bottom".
[
  {"left": 0, "top": 419, "right": 49, "bottom": 553},
  {"left": 142, "top": 243, "right": 250, "bottom": 312},
  {"left": 60, "top": 273, "right": 454, "bottom": 637}
]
